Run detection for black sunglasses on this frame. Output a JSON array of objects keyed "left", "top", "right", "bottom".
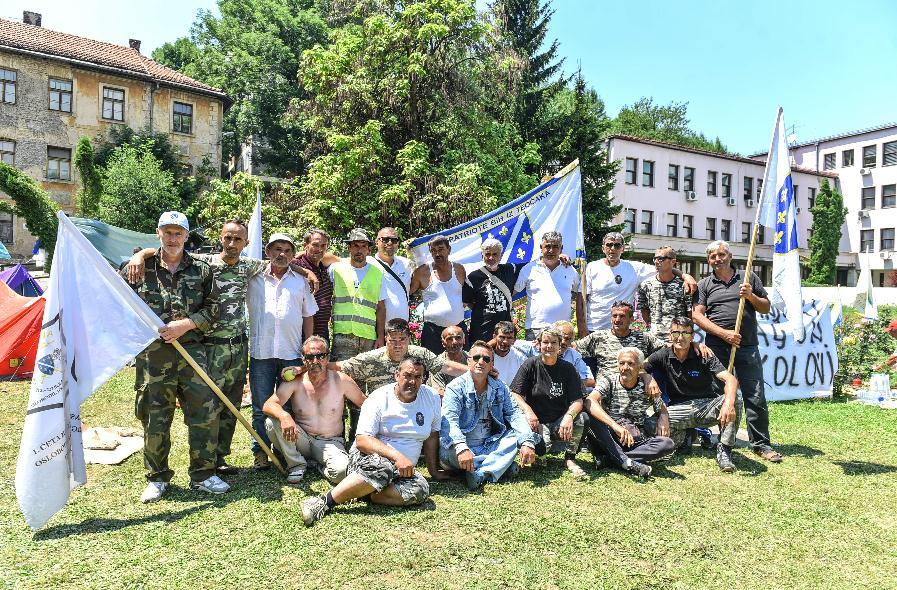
[
  {"left": 471, "top": 354, "right": 493, "bottom": 363},
  {"left": 653, "top": 255, "right": 673, "bottom": 262},
  {"left": 378, "top": 237, "right": 400, "bottom": 244},
  {"left": 305, "top": 352, "right": 329, "bottom": 360},
  {"left": 604, "top": 242, "right": 624, "bottom": 249}
]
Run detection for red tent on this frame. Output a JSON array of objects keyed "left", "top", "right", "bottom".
[{"left": 0, "top": 280, "right": 45, "bottom": 378}]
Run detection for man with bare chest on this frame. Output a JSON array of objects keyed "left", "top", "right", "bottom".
[{"left": 263, "top": 336, "right": 366, "bottom": 484}]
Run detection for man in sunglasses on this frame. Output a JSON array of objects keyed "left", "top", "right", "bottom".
[
  {"left": 263, "top": 336, "right": 366, "bottom": 484},
  {"left": 440, "top": 341, "right": 538, "bottom": 490},
  {"left": 638, "top": 246, "right": 694, "bottom": 340},
  {"left": 643, "top": 317, "right": 742, "bottom": 472},
  {"left": 577, "top": 232, "right": 696, "bottom": 337},
  {"left": 371, "top": 227, "right": 414, "bottom": 323}
]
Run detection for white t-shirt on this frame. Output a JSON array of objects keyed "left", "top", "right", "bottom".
[
  {"left": 328, "top": 262, "right": 388, "bottom": 302},
  {"left": 582, "top": 259, "right": 655, "bottom": 331},
  {"left": 357, "top": 383, "right": 442, "bottom": 463},
  {"left": 369, "top": 254, "right": 413, "bottom": 322},
  {"left": 514, "top": 259, "right": 580, "bottom": 329},
  {"left": 492, "top": 345, "right": 528, "bottom": 386}
]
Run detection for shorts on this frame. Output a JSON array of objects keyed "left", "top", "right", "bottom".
[{"left": 347, "top": 444, "right": 429, "bottom": 505}]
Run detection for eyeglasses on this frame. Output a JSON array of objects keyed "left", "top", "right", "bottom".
[
  {"left": 378, "top": 237, "right": 400, "bottom": 244},
  {"left": 653, "top": 255, "right": 673, "bottom": 262},
  {"left": 604, "top": 242, "right": 624, "bottom": 249},
  {"left": 669, "top": 331, "right": 693, "bottom": 337},
  {"left": 304, "top": 352, "right": 329, "bottom": 360},
  {"left": 471, "top": 354, "right": 493, "bottom": 363}
]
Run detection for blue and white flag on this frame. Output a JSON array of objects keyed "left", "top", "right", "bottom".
[
  {"left": 243, "top": 187, "right": 263, "bottom": 259},
  {"left": 758, "top": 108, "right": 804, "bottom": 340},
  {"left": 408, "top": 161, "right": 585, "bottom": 270}
]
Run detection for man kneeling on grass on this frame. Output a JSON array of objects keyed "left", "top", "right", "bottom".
[
  {"left": 301, "top": 356, "right": 450, "bottom": 525},
  {"left": 583, "top": 348, "right": 675, "bottom": 479},
  {"left": 263, "top": 336, "right": 366, "bottom": 484}
]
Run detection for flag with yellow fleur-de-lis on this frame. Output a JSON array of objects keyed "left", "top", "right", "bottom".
[{"left": 758, "top": 108, "right": 804, "bottom": 340}]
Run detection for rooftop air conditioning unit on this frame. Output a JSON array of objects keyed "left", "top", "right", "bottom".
[
  {"left": 684, "top": 190, "right": 697, "bottom": 200},
  {"left": 858, "top": 210, "right": 870, "bottom": 219},
  {"left": 745, "top": 199, "right": 755, "bottom": 208},
  {"left": 881, "top": 250, "right": 890, "bottom": 259},
  {"left": 860, "top": 167, "right": 872, "bottom": 175},
  {"left": 726, "top": 197, "right": 737, "bottom": 206}
]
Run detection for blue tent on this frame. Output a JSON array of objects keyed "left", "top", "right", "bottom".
[
  {"left": 0, "top": 264, "right": 43, "bottom": 297},
  {"left": 69, "top": 217, "right": 159, "bottom": 268}
]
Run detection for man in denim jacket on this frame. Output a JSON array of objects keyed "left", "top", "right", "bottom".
[{"left": 440, "top": 340, "right": 537, "bottom": 490}]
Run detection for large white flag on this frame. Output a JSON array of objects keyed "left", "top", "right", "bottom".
[
  {"left": 408, "top": 161, "right": 584, "bottom": 269},
  {"left": 758, "top": 108, "right": 804, "bottom": 340},
  {"left": 854, "top": 253, "right": 878, "bottom": 320},
  {"left": 243, "top": 188, "right": 263, "bottom": 259},
  {"left": 16, "top": 212, "right": 162, "bottom": 530}
]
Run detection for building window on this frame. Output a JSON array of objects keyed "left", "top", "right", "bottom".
[
  {"left": 721, "top": 173, "right": 731, "bottom": 198},
  {"left": 668, "top": 164, "right": 679, "bottom": 190},
  {"left": 742, "top": 222, "right": 752, "bottom": 243},
  {"left": 623, "top": 208, "right": 636, "bottom": 234},
  {"left": 757, "top": 225, "right": 765, "bottom": 244},
  {"left": 625, "top": 158, "right": 638, "bottom": 184},
  {"left": 721, "top": 219, "right": 732, "bottom": 242},
  {"left": 743, "top": 176, "right": 753, "bottom": 199},
  {"left": 642, "top": 160, "right": 655, "bottom": 187},
  {"left": 0, "top": 139, "right": 14, "bottom": 165},
  {"left": 880, "top": 273, "right": 885, "bottom": 287},
  {"left": 884, "top": 141, "right": 897, "bottom": 167},
  {"left": 883, "top": 184, "right": 897, "bottom": 209},
  {"left": 706, "top": 217, "right": 716, "bottom": 240},
  {"left": 102, "top": 87, "right": 125, "bottom": 121},
  {"left": 860, "top": 229, "right": 874, "bottom": 252},
  {"left": 706, "top": 171, "right": 717, "bottom": 197},
  {"left": 0, "top": 69, "right": 15, "bottom": 104},
  {"left": 666, "top": 213, "right": 678, "bottom": 237},
  {"left": 842, "top": 149, "right": 854, "bottom": 167},
  {"left": 863, "top": 145, "right": 877, "bottom": 168},
  {"left": 173, "top": 102, "right": 193, "bottom": 134},
  {"left": 752, "top": 264, "right": 767, "bottom": 285},
  {"left": 47, "top": 147, "right": 71, "bottom": 181},
  {"left": 862, "top": 187, "right": 876, "bottom": 209},
  {"left": 684, "top": 167, "right": 695, "bottom": 191},
  {"left": 699, "top": 261, "right": 710, "bottom": 277},
  {"left": 640, "top": 210, "right": 653, "bottom": 234},
  {"left": 809, "top": 187, "right": 816, "bottom": 209},
  {"left": 48, "top": 78, "right": 73, "bottom": 112},
  {"left": 0, "top": 212, "right": 12, "bottom": 244},
  {"left": 791, "top": 184, "right": 797, "bottom": 207},
  {"left": 882, "top": 228, "right": 895, "bottom": 251},
  {"left": 757, "top": 179, "right": 764, "bottom": 200},
  {"left": 682, "top": 215, "right": 693, "bottom": 238},
  {"left": 823, "top": 153, "right": 836, "bottom": 170}
]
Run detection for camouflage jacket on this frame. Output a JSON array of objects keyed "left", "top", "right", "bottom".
[
  {"left": 575, "top": 329, "right": 666, "bottom": 376},
  {"left": 191, "top": 253, "right": 266, "bottom": 339},
  {"left": 340, "top": 344, "right": 445, "bottom": 393},
  {"left": 637, "top": 276, "right": 693, "bottom": 340}
]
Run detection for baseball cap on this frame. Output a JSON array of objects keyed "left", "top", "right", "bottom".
[
  {"left": 266, "top": 233, "right": 296, "bottom": 249},
  {"left": 346, "top": 228, "right": 372, "bottom": 244},
  {"left": 157, "top": 211, "right": 189, "bottom": 231}
]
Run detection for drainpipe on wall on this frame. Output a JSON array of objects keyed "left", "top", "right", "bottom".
[{"left": 814, "top": 141, "right": 820, "bottom": 172}]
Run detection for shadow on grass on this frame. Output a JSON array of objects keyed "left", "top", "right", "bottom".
[
  {"left": 832, "top": 460, "right": 897, "bottom": 476},
  {"left": 35, "top": 504, "right": 212, "bottom": 540},
  {"left": 776, "top": 444, "right": 825, "bottom": 458}
]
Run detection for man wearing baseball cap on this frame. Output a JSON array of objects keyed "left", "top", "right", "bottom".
[{"left": 123, "top": 211, "right": 225, "bottom": 503}]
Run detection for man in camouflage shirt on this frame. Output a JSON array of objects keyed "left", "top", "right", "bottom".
[
  {"left": 123, "top": 211, "right": 224, "bottom": 503},
  {"left": 574, "top": 301, "right": 667, "bottom": 377},
  {"left": 637, "top": 246, "right": 693, "bottom": 340}
]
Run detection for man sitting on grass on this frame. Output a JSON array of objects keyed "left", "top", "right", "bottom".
[{"left": 301, "top": 357, "right": 450, "bottom": 525}]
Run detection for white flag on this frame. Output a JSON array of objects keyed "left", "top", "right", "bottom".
[
  {"left": 243, "top": 188, "right": 263, "bottom": 259},
  {"left": 757, "top": 108, "right": 804, "bottom": 340},
  {"left": 855, "top": 253, "right": 878, "bottom": 320},
  {"left": 15, "top": 212, "right": 162, "bottom": 530}
]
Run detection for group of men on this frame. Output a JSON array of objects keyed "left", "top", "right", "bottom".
[{"left": 123, "top": 212, "right": 782, "bottom": 518}]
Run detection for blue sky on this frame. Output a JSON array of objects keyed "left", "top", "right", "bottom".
[{"left": 5, "top": 0, "right": 895, "bottom": 155}]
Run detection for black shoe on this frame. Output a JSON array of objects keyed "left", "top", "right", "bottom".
[
  {"left": 716, "top": 443, "right": 737, "bottom": 473},
  {"left": 626, "top": 459, "right": 652, "bottom": 478},
  {"left": 593, "top": 455, "right": 606, "bottom": 470},
  {"left": 216, "top": 462, "right": 239, "bottom": 476}
]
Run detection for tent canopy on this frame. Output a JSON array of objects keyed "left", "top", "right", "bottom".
[
  {"left": 0, "top": 264, "right": 43, "bottom": 297},
  {"left": 0, "top": 280, "right": 44, "bottom": 378},
  {"left": 69, "top": 217, "right": 159, "bottom": 268}
]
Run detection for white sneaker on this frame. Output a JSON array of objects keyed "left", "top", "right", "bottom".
[
  {"left": 140, "top": 481, "right": 169, "bottom": 503},
  {"left": 286, "top": 466, "right": 305, "bottom": 484},
  {"left": 189, "top": 474, "right": 231, "bottom": 494}
]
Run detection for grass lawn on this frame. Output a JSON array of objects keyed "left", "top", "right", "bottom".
[{"left": 2, "top": 369, "right": 896, "bottom": 590}]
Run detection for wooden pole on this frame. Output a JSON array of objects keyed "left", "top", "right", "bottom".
[{"left": 171, "top": 340, "right": 285, "bottom": 474}]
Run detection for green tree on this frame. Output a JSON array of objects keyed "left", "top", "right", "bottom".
[
  {"left": 0, "top": 163, "right": 59, "bottom": 268},
  {"left": 73, "top": 137, "right": 102, "bottom": 218},
  {"left": 807, "top": 179, "right": 847, "bottom": 285},
  {"left": 98, "top": 144, "right": 180, "bottom": 233},
  {"left": 613, "top": 97, "right": 730, "bottom": 154}
]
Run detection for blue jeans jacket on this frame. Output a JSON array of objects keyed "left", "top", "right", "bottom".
[{"left": 440, "top": 372, "right": 537, "bottom": 453}]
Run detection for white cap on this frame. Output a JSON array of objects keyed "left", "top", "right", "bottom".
[
  {"left": 266, "top": 232, "right": 296, "bottom": 249},
  {"left": 157, "top": 211, "right": 189, "bottom": 231}
]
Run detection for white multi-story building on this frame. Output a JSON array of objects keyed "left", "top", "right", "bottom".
[
  {"left": 752, "top": 123, "right": 897, "bottom": 287},
  {"left": 605, "top": 134, "right": 841, "bottom": 284}
]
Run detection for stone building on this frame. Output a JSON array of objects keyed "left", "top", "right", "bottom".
[{"left": 0, "top": 11, "right": 229, "bottom": 257}]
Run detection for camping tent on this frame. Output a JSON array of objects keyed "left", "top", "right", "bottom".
[
  {"left": 0, "top": 280, "right": 45, "bottom": 378},
  {"left": 69, "top": 217, "right": 159, "bottom": 269},
  {"left": 0, "top": 264, "right": 43, "bottom": 297}
]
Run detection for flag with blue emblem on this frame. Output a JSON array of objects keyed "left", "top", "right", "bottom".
[
  {"left": 758, "top": 108, "right": 804, "bottom": 339},
  {"left": 409, "top": 161, "right": 584, "bottom": 272}
]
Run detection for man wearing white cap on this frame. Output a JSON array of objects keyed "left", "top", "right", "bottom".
[
  {"left": 123, "top": 211, "right": 226, "bottom": 503},
  {"left": 247, "top": 233, "right": 319, "bottom": 467}
]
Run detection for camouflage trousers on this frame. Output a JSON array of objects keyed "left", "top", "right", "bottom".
[
  {"left": 135, "top": 341, "right": 221, "bottom": 483},
  {"left": 207, "top": 339, "right": 249, "bottom": 465},
  {"left": 330, "top": 333, "right": 376, "bottom": 361}
]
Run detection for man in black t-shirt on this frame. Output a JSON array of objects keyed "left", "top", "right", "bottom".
[
  {"left": 644, "top": 317, "right": 742, "bottom": 472},
  {"left": 463, "top": 238, "right": 523, "bottom": 344},
  {"left": 510, "top": 327, "right": 586, "bottom": 478}
]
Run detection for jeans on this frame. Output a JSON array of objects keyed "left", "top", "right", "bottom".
[
  {"left": 249, "top": 356, "right": 301, "bottom": 453},
  {"left": 707, "top": 343, "right": 771, "bottom": 449},
  {"left": 585, "top": 414, "right": 675, "bottom": 467},
  {"left": 439, "top": 430, "right": 522, "bottom": 483}
]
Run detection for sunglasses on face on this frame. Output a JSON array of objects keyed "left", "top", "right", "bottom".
[
  {"left": 604, "top": 242, "right": 624, "bottom": 249},
  {"left": 669, "top": 331, "right": 693, "bottom": 337},
  {"left": 471, "top": 354, "right": 493, "bottom": 363},
  {"left": 653, "top": 255, "right": 673, "bottom": 262},
  {"left": 305, "top": 352, "right": 329, "bottom": 360},
  {"left": 378, "top": 237, "right": 400, "bottom": 244}
]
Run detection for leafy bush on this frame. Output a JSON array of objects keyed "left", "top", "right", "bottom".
[
  {"left": 98, "top": 144, "right": 180, "bottom": 233},
  {"left": 833, "top": 304, "right": 897, "bottom": 396}
]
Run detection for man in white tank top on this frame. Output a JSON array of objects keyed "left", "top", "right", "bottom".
[{"left": 410, "top": 235, "right": 467, "bottom": 355}]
